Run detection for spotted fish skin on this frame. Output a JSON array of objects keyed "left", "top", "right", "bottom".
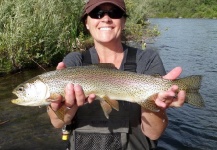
[{"left": 12, "top": 64, "right": 205, "bottom": 119}]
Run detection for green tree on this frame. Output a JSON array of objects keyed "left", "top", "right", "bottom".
[{"left": 146, "top": 0, "right": 217, "bottom": 18}]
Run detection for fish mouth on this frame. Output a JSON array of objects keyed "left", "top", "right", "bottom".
[
  {"left": 11, "top": 91, "right": 19, "bottom": 104},
  {"left": 12, "top": 90, "right": 17, "bottom": 95},
  {"left": 11, "top": 98, "right": 21, "bottom": 104},
  {"left": 11, "top": 97, "right": 27, "bottom": 106},
  {"left": 12, "top": 91, "right": 18, "bottom": 99},
  {"left": 11, "top": 98, "right": 48, "bottom": 106},
  {"left": 11, "top": 98, "right": 32, "bottom": 106}
]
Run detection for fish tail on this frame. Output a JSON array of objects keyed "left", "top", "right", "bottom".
[{"left": 173, "top": 75, "right": 205, "bottom": 107}]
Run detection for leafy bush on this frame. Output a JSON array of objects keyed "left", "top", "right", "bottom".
[
  {"left": 0, "top": 0, "right": 153, "bottom": 73},
  {"left": 0, "top": 0, "right": 84, "bottom": 72},
  {"left": 124, "top": 0, "right": 149, "bottom": 41}
]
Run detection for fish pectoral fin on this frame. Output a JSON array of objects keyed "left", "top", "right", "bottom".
[
  {"left": 48, "top": 105, "right": 65, "bottom": 121},
  {"left": 103, "top": 96, "right": 119, "bottom": 111},
  {"left": 139, "top": 94, "right": 160, "bottom": 112},
  {"left": 46, "top": 93, "right": 63, "bottom": 102},
  {"left": 100, "top": 100, "right": 112, "bottom": 119},
  {"left": 47, "top": 93, "right": 67, "bottom": 122}
]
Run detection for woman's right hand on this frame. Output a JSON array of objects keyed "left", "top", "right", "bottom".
[{"left": 48, "top": 62, "right": 96, "bottom": 128}]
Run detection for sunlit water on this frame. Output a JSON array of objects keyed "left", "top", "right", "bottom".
[
  {"left": 149, "top": 18, "right": 217, "bottom": 150},
  {"left": 0, "top": 18, "right": 216, "bottom": 150}
]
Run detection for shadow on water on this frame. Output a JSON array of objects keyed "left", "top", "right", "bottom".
[{"left": 0, "top": 69, "right": 67, "bottom": 150}]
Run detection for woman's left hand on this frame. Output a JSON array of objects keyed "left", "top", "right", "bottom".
[{"left": 155, "top": 67, "right": 186, "bottom": 109}]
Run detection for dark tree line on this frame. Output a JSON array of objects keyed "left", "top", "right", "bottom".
[{"left": 147, "top": 0, "right": 217, "bottom": 18}]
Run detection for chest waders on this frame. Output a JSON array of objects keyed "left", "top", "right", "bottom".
[{"left": 63, "top": 47, "right": 156, "bottom": 150}]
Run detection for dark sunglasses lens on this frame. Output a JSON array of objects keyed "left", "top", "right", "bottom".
[
  {"left": 89, "top": 8, "right": 124, "bottom": 19},
  {"left": 108, "top": 9, "right": 124, "bottom": 19},
  {"left": 89, "top": 9, "right": 103, "bottom": 19}
]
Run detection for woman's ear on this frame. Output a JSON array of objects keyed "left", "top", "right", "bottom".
[
  {"left": 86, "top": 24, "right": 90, "bottom": 30},
  {"left": 85, "top": 20, "right": 89, "bottom": 30},
  {"left": 121, "top": 18, "right": 126, "bottom": 30}
]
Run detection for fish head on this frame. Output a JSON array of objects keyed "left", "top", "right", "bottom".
[{"left": 11, "top": 77, "right": 50, "bottom": 106}]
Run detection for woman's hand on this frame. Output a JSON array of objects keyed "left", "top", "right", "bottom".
[
  {"left": 155, "top": 67, "right": 186, "bottom": 109},
  {"left": 48, "top": 62, "right": 95, "bottom": 127},
  {"left": 141, "top": 67, "right": 186, "bottom": 140}
]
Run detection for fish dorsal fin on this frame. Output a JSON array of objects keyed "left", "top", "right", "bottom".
[
  {"left": 151, "top": 74, "right": 162, "bottom": 78},
  {"left": 91, "top": 63, "right": 117, "bottom": 69}
]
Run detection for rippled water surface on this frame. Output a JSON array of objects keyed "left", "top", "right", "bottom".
[{"left": 149, "top": 18, "right": 217, "bottom": 150}]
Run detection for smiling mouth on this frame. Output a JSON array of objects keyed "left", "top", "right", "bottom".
[{"left": 99, "top": 27, "right": 112, "bottom": 31}]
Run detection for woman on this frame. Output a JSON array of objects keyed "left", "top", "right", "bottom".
[{"left": 48, "top": 0, "right": 185, "bottom": 149}]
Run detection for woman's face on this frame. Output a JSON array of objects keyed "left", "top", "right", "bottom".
[{"left": 85, "top": 3, "right": 126, "bottom": 44}]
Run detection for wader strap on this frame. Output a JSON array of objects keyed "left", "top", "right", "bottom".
[
  {"left": 81, "top": 50, "right": 92, "bottom": 65},
  {"left": 81, "top": 47, "right": 137, "bottom": 72},
  {"left": 124, "top": 47, "right": 137, "bottom": 72}
]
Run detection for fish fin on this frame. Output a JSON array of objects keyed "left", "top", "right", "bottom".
[
  {"left": 48, "top": 105, "right": 65, "bottom": 121},
  {"left": 100, "top": 100, "right": 112, "bottom": 119},
  {"left": 98, "top": 95, "right": 119, "bottom": 119},
  {"left": 173, "top": 75, "right": 205, "bottom": 107},
  {"left": 46, "top": 93, "right": 62, "bottom": 102},
  {"left": 138, "top": 94, "right": 160, "bottom": 112},
  {"left": 92, "top": 63, "right": 117, "bottom": 69},
  {"left": 151, "top": 74, "right": 162, "bottom": 78},
  {"left": 185, "top": 93, "right": 205, "bottom": 107},
  {"left": 103, "top": 96, "right": 119, "bottom": 111}
]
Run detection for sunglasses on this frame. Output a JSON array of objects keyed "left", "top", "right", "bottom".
[{"left": 88, "top": 7, "right": 126, "bottom": 19}]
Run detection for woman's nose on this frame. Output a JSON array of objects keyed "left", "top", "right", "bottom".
[{"left": 101, "top": 14, "right": 112, "bottom": 22}]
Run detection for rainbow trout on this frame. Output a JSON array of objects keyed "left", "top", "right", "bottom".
[{"left": 12, "top": 64, "right": 204, "bottom": 119}]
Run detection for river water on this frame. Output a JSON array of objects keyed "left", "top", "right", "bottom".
[
  {"left": 0, "top": 18, "right": 217, "bottom": 150},
  {"left": 0, "top": 69, "right": 66, "bottom": 150},
  {"left": 149, "top": 18, "right": 217, "bottom": 150}
]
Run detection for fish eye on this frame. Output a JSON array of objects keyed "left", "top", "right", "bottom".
[{"left": 18, "top": 86, "right": 24, "bottom": 92}]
